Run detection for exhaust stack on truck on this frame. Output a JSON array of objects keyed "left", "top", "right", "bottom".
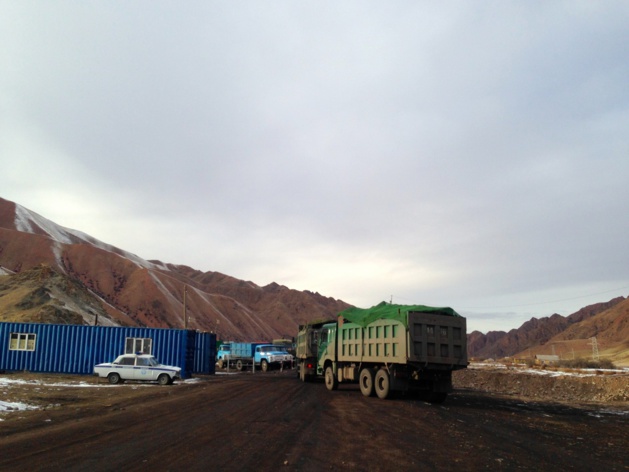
[{"left": 296, "top": 302, "right": 467, "bottom": 403}]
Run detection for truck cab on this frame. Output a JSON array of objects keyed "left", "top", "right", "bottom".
[
  {"left": 254, "top": 344, "right": 294, "bottom": 371},
  {"left": 216, "top": 343, "right": 231, "bottom": 368},
  {"left": 296, "top": 321, "right": 332, "bottom": 381}
]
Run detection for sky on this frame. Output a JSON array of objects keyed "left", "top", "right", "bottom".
[{"left": 1, "top": 1, "right": 628, "bottom": 334}]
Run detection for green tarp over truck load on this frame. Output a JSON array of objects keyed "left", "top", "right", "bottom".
[{"left": 338, "top": 301, "right": 462, "bottom": 328}]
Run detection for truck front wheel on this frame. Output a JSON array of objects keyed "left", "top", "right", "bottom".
[
  {"left": 324, "top": 366, "right": 338, "bottom": 391},
  {"left": 359, "top": 368, "right": 375, "bottom": 397},
  {"left": 260, "top": 359, "right": 269, "bottom": 372},
  {"left": 374, "top": 369, "right": 391, "bottom": 399}
]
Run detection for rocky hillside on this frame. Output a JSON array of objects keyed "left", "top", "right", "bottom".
[
  {"left": 0, "top": 264, "right": 113, "bottom": 326},
  {"left": 2, "top": 196, "right": 628, "bottom": 364},
  {"left": 0, "top": 197, "right": 350, "bottom": 341},
  {"left": 468, "top": 297, "right": 629, "bottom": 365}
]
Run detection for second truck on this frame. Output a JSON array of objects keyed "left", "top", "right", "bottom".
[
  {"left": 296, "top": 302, "right": 467, "bottom": 402},
  {"left": 217, "top": 342, "right": 293, "bottom": 372}
]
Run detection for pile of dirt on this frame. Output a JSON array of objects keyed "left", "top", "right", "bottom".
[{"left": 453, "top": 364, "right": 629, "bottom": 404}]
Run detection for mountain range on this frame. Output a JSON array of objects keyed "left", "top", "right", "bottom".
[
  {"left": 0, "top": 197, "right": 350, "bottom": 341},
  {"left": 468, "top": 297, "right": 629, "bottom": 365},
  {"left": 1, "top": 196, "right": 627, "bottom": 365}
]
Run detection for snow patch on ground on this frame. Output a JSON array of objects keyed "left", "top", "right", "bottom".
[
  {"left": 468, "top": 362, "right": 628, "bottom": 378},
  {"left": 588, "top": 409, "right": 629, "bottom": 418},
  {"left": 0, "top": 400, "right": 37, "bottom": 413},
  {"left": 0, "top": 375, "right": 202, "bottom": 416}
]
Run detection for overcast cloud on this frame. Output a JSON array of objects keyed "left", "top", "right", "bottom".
[{"left": 2, "top": 1, "right": 628, "bottom": 333}]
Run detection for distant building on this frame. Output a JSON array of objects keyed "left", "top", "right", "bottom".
[
  {"left": 534, "top": 354, "right": 560, "bottom": 366},
  {"left": 0, "top": 322, "right": 216, "bottom": 378}
]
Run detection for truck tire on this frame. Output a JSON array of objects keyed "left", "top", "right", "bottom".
[
  {"left": 324, "top": 366, "right": 338, "bottom": 391},
  {"left": 260, "top": 359, "right": 269, "bottom": 372},
  {"left": 236, "top": 360, "right": 244, "bottom": 371},
  {"left": 374, "top": 369, "right": 391, "bottom": 399},
  {"left": 359, "top": 368, "right": 375, "bottom": 397},
  {"left": 217, "top": 359, "right": 224, "bottom": 369}
]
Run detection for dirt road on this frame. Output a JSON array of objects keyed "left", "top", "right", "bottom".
[{"left": 1, "top": 370, "right": 628, "bottom": 471}]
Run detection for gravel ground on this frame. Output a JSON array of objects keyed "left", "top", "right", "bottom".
[{"left": 453, "top": 363, "right": 629, "bottom": 404}]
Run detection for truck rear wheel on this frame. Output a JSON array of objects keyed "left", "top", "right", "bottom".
[
  {"left": 324, "top": 366, "right": 338, "bottom": 391},
  {"left": 236, "top": 360, "right": 244, "bottom": 371},
  {"left": 374, "top": 369, "right": 391, "bottom": 399},
  {"left": 359, "top": 368, "right": 375, "bottom": 397}
]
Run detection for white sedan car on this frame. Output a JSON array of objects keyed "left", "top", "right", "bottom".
[{"left": 94, "top": 354, "right": 181, "bottom": 385}]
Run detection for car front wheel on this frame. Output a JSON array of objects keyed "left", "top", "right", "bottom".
[{"left": 158, "top": 374, "right": 171, "bottom": 385}]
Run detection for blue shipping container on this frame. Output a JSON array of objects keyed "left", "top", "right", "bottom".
[{"left": 0, "top": 322, "right": 216, "bottom": 378}]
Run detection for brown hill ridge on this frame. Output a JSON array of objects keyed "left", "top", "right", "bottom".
[
  {"left": 468, "top": 296, "right": 629, "bottom": 366},
  {"left": 0, "top": 264, "right": 112, "bottom": 326},
  {"left": 0, "top": 197, "right": 350, "bottom": 341},
  {"left": 1, "top": 196, "right": 628, "bottom": 364}
]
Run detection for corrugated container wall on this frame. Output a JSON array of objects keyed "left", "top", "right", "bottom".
[{"left": 0, "top": 322, "right": 216, "bottom": 378}]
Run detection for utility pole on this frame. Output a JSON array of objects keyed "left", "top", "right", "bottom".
[
  {"left": 183, "top": 285, "right": 188, "bottom": 329},
  {"left": 589, "top": 336, "right": 599, "bottom": 361}
]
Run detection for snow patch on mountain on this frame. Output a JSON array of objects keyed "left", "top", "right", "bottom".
[
  {"left": 13, "top": 203, "right": 163, "bottom": 271},
  {"left": 15, "top": 204, "right": 76, "bottom": 244}
]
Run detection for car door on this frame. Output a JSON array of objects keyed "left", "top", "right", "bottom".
[
  {"left": 135, "top": 356, "right": 158, "bottom": 381},
  {"left": 117, "top": 355, "right": 137, "bottom": 380}
]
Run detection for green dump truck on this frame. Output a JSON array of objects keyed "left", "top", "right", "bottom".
[{"left": 296, "top": 302, "right": 468, "bottom": 402}]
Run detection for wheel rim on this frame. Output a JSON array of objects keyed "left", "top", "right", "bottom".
[
  {"left": 325, "top": 366, "right": 337, "bottom": 390},
  {"left": 360, "top": 369, "right": 374, "bottom": 396},
  {"left": 375, "top": 370, "right": 390, "bottom": 399}
]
